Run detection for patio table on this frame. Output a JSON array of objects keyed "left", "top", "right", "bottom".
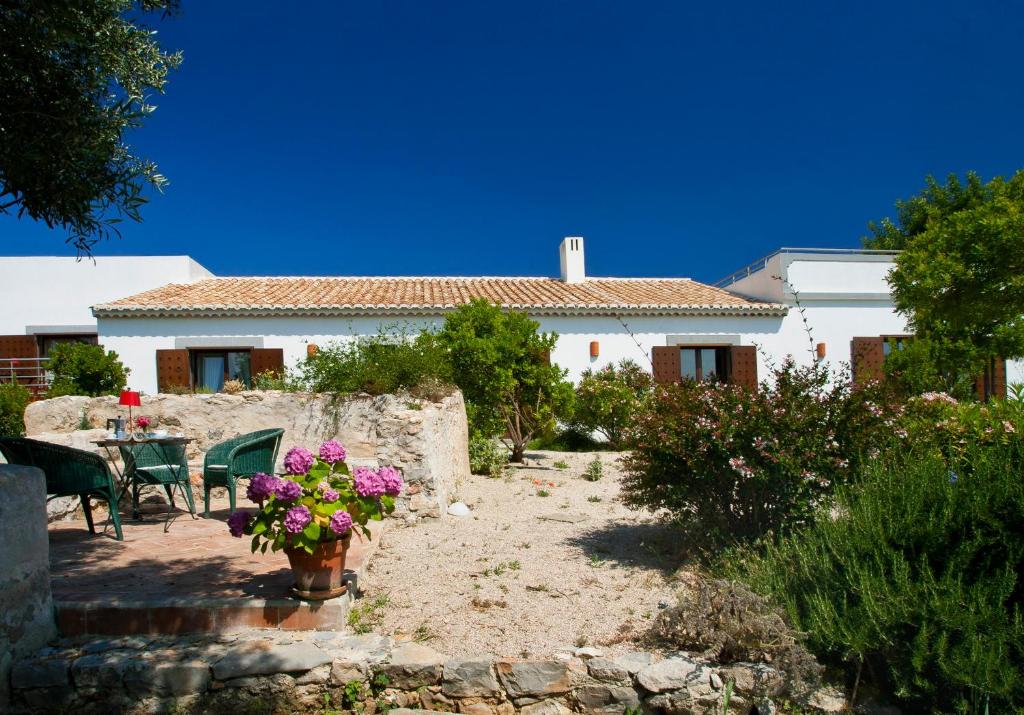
[{"left": 91, "top": 436, "right": 196, "bottom": 526}]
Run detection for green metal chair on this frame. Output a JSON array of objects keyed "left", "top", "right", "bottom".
[
  {"left": 119, "top": 441, "right": 196, "bottom": 523},
  {"left": 202, "top": 428, "right": 284, "bottom": 517},
  {"left": 0, "top": 437, "right": 123, "bottom": 540}
]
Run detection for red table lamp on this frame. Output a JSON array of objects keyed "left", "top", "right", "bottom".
[{"left": 119, "top": 389, "right": 141, "bottom": 429}]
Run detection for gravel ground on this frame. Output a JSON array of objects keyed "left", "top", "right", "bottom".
[{"left": 359, "top": 450, "right": 687, "bottom": 658}]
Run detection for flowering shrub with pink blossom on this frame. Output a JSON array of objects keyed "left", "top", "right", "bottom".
[
  {"left": 228, "top": 442, "right": 403, "bottom": 554},
  {"left": 621, "top": 358, "right": 898, "bottom": 543}
]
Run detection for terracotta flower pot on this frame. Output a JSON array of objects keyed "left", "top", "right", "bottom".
[{"left": 285, "top": 535, "right": 351, "bottom": 600}]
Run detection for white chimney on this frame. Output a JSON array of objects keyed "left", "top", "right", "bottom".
[{"left": 559, "top": 236, "right": 586, "bottom": 283}]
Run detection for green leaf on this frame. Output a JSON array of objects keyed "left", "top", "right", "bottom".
[
  {"left": 303, "top": 521, "right": 321, "bottom": 542},
  {"left": 251, "top": 520, "right": 268, "bottom": 535}
]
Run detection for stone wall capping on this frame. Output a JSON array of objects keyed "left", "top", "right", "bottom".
[{"left": 8, "top": 630, "right": 846, "bottom": 713}]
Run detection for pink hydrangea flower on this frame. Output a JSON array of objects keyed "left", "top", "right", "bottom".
[
  {"left": 247, "top": 473, "right": 281, "bottom": 503},
  {"left": 275, "top": 479, "right": 303, "bottom": 502},
  {"left": 227, "top": 510, "right": 251, "bottom": 538},
  {"left": 377, "top": 466, "right": 403, "bottom": 496},
  {"left": 353, "top": 466, "right": 386, "bottom": 498},
  {"left": 284, "top": 505, "right": 312, "bottom": 534},
  {"left": 329, "top": 510, "right": 353, "bottom": 535},
  {"left": 283, "top": 447, "right": 315, "bottom": 475},
  {"left": 322, "top": 488, "right": 340, "bottom": 503},
  {"left": 319, "top": 440, "right": 347, "bottom": 464}
]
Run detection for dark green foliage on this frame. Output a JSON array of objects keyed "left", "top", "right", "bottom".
[
  {"left": 571, "top": 359, "right": 652, "bottom": 448},
  {"left": 437, "top": 300, "right": 573, "bottom": 461},
  {"left": 883, "top": 337, "right": 979, "bottom": 401},
  {"left": 0, "top": 1, "right": 181, "bottom": 253},
  {"left": 527, "top": 424, "right": 605, "bottom": 452},
  {"left": 621, "top": 359, "right": 895, "bottom": 544},
  {"left": 468, "top": 435, "right": 507, "bottom": 477},
  {"left": 47, "top": 342, "right": 128, "bottom": 396},
  {"left": 725, "top": 407, "right": 1024, "bottom": 712},
  {"left": 301, "top": 328, "right": 452, "bottom": 399},
  {"left": 0, "top": 382, "right": 30, "bottom": 436}
]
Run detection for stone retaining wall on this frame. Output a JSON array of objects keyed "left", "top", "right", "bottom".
[
  {"left": 8, "top": 630, "right": 846, "bottom": 714},
  {"left": 22, "top": 390, "right": 471, "bottom": 520}
]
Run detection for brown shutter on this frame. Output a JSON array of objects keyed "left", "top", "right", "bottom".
[
  {"left": 251, "top": 348, "right": 285, "bottom": 378},
  {"left": 728, "top": 345, "right": 758, "bottom": 390},
  {"left": 850, "top": 337, "right": 885, "bottom": 384},
  {"left": 976, "top": 357, "right": 1007, "bottom": 401},
  {"left": 651, "top": 346, "right": 680, "bottom": 384},
  {"left": 156, "top": 349, "right": 190, "bottom": 392},
  {"left": 0, "top": 335, "right": 39, "bottom": 358}
]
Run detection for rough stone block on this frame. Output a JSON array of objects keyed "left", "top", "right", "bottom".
[
  {"left": 213, "top": 641, "right": 333, "bottom": 680},
  {"left": 124, "top": 659, "right": 211, "bottom": 696},
  {"left": 585, "top": 658, "right": 629, "bottom": 684},
  {"left": 11, "top": 658, "right": 70, "bottom": 689},
  {"left": 574, "top": 684, "right": 640, "bottom": 713},
  {"left": 519, "top": 699, "right": 573, "bottom": 715},
  {"left": 636, "top": 656, "right": 705, "bottom": 693},
  {"left": 377, "top": 642, "right": 445, "bottom": 689},
  {"left": 718, "top": 662, "right": 784, "bottom": 698},
  {"left": 442, "top": 657, "right": 501, "bottom": 697},
  {"left": 496, "top": 660, "right": 571, "bottom": 697}
]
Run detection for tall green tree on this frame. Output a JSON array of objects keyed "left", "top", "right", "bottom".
[
  {"left": 0, "top": 1, "right": 181, "bottom": 254},
  {"left": 438, "top": 300, "right": 572, "bottom": 462},
  {"left": 870, "top": 171, "right": 1024, "bottom": 387}
]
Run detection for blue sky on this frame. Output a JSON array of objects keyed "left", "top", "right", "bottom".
[{"left": 4, "top": 1, "right": 1023, "bottom": 283}]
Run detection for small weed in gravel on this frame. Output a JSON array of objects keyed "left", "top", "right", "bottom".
[
  {"left": 348, "top": 594, "right": 391, "bottom": 634},
  {"left": 583, "top": 457, "right": 603, "bottom": 481},
  {"left": 587, "top": 495, "right": 603, "bottom": 503},
  {"left": 537, "top": 489, "right": 551, "bottom": 497},
  {"left": 554, "top": 460, "right": 569, "bottom": 470}
]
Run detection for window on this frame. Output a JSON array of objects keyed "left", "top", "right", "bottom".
[
  {"left": 37, "top": 334, "right": 98, "bottom": 358},
  {"left": 882, "top": 335, "right": 912, "bottom": 357},
  {"left": 680, "top": 347, "right": 729, "bottom": 383},
  {"left": 191, "top": 350, "right": 252, "bottom": 392}
]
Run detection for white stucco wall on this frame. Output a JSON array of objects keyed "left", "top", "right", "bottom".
[{"left": 0, "top": 256, "right": 212, "bottom": 336}]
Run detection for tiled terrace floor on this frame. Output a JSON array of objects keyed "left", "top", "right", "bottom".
[{"left": 48, "top": 496, "right": 375, "bottom": 636}]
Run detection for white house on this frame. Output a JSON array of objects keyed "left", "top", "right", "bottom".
[{"left": 1, "top": 239, "right": 1015, "bottom": 396}]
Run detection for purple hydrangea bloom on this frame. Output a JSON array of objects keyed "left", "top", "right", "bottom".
[
  {"left": 275, "top": 478, "right": 303, "bottom": 502},
  {"left": 319, "top": 439, "right": 347, "bottom": 464},
  {"left": 246, "top": 473, "right": 281, "bottom": 503},
  {"left": 227, "top": 510, "right": 251, "bottom": 538},
  {"left": 329, "top": 510, "right": 353, "bottom": 535},
  {"left": 283, "top": 505, "right": 312, "bottom": 534},
  {"left": 283, "top": 447, "right": 315, "bottom": 475},
  {"left": 378, "top": 466, "right": 404, "bottom": 496},
  {"left": 353, "top": 466, "right": 386, "bottom": 498},
  {"left": 322, "top": 488, "right": 340, "bottom": 503}
]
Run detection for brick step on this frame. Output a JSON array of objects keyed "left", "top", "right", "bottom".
[{"left": 55, "top": 593, "right": 353, "bottom": 636}]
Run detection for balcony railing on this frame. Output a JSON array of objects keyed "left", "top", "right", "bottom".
[{"left": 0, "top": 357, "right": 52, "bottom": 398}]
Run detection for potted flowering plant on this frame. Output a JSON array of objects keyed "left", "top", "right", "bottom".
[{"left": 227, "top": 439, "right": 403, "bottom": 599}]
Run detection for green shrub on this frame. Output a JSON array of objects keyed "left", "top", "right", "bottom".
[
  {"left": 883, "top": 337, "right": 979, "bottom": 401},
  {"left": 301, "top": 327, "right": 452, "bottom": 398},
  {"left": 583, "top": 456, "right": 603, "bottom": 481},
  {"left": 621, "top": 359, "right": 896, "bottom": 544},
  {"left": 527, "top": 424, "right": 604, "bottom": 452},
  {"left": 571, "top": 359, "right": 652, "bottom": 448},
  {"left": 46, "top": 342, "right": 128, "bottom": 396},
  {"left": 0, "top": 382, "right": 30, "bottom": 436},
  {"left": 251, "top": 368, "right": 304, "bottom": 392},
  {"left": 469, "top": 435, "right": 507, "bottom": 477},
  {"left": 724, "top": 427, "right": 1024, "bottom": 712}
]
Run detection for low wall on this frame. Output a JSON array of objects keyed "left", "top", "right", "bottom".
[
  {"left": 7, "top": 630, "right": 846, "bottom": 714},
  {"left": 23, "top": 390, "right": 471, "bottom": 519},
  {"left": 0, "top": 465, "right": 58, "bottom": 711}
]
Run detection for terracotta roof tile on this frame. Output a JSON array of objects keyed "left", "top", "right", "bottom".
[{"left": 93, "top": 277, "right": 785, "bottom": 317}]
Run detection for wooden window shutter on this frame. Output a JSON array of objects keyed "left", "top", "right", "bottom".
[
  {"left": 251, "top": 348, "right": 285, "bottom": 378},
  {"left": 728, "top": 345, "right": 758, "bottom": 390},
  {"left": 850, "top": 337, "right": 885, "bottom": 384},
  {"left": 156, "top": 349, "right": 190, "bottom": 392},
  {"left": 0, "top": 335, "right": 39, "bottom": 358},
  {"left": 976, "top": 357, "right": 1007, "bottom": 401},
  {"left": 651, "top": 347, "right": 680, "bottom": 384}
]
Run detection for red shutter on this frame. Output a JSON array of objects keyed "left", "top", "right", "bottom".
[
  {"left": 850, "top": 337, "right": 885, "bottom": 384},
  {"left": 0, "top": 335, "right": 39, "bottom": 359},
  {"left": 728, "top": 346, "right": 758, "bottom": 390},
  {"left": 156, "top": 349, "right": 190, "bottom": 392},
  {"left": 251, "top": 348, "right": 285, "bottom": 379},
  {"left": 651, "top": 347, "right": 680, "bottom": 384}
]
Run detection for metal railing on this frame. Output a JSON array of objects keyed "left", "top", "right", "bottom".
[
  {"left": 0, "top": 357, "right": 52, "bottom": 397},
  {"left": 713, "top": 247, "right": 900, "bottom": 288}
]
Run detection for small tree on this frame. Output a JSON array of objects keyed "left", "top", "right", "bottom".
[
  {"left": 438, "top": 299, "right": 572, "bottom": 462},
  {"left": 0, "top": 382, "right": 30, "bottom": 436},
  {"left": 571, "top": 359, "right": 652, "bottom": 448},
  {"left": 47, "top": 342, "right": 129, "bottom": 397}
]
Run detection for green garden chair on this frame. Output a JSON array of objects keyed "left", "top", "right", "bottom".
[
  {"left": 119, "top": 441, "right": 196, "bottom": 524},
  {"left": 202, "top": 428, "right": 284, "bottom": 517},
  {"left": 0, "top": 437, "right": 123, "bottom": 540}
]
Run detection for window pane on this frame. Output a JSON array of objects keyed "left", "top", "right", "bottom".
[
  {"left": 199, "top": 355, "right": 225, "bottom": 392},
  {"left": 700, "top": 348, "right": 718, "bottom": 382},
  {"left": 680, "top": 349, "right": 698, "bottom": 381},
  {"left": 227, "top": 351, "right": 252, "bottom": 386}
]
